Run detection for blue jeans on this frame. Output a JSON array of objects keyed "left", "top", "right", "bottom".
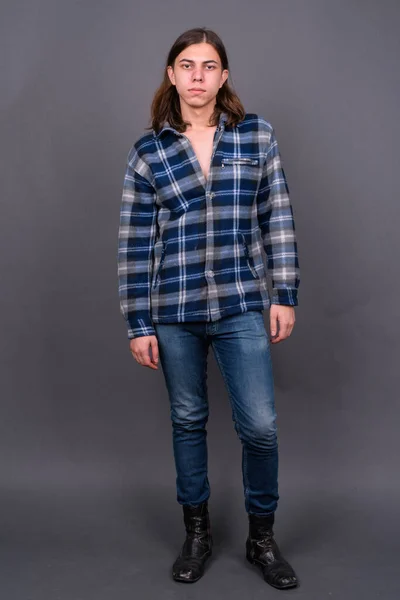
[{"left": 154, "top": 310, "right": 279, "bottom": 516}]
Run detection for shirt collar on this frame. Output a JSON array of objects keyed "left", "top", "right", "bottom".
[{"left": 153, "top": 111, "right": 228, "bottom": 139}]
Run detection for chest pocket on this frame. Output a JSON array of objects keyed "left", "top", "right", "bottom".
[
  {"left": 221, "top": 157, "right": 259, "bottom": 168},
  {"left": 219, "top": 155, "right": 261, "bottom": 189}
]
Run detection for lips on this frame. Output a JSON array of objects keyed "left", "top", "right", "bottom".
[{"left": 189, "top": 89, "right": 206, "bottom": 92}]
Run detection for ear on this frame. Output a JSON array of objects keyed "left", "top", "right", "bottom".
[
  {"left": 220, "top": 69, "right": 229, "bottom": 87},
  {"left": 167, "top": 65, "right": 175, "bottom": 86}
]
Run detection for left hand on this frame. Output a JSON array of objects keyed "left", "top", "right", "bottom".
[{"left": 269, "top": 304, "right": 296, "bottom": 344}]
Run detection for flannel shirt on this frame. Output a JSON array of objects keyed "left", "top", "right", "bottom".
[{"left": 117, "top": 111, "right": 300, "bottom": 339}]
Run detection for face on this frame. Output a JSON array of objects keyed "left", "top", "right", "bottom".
[{"left": 167, "top": 42, "right": 229, "bottom": 110}]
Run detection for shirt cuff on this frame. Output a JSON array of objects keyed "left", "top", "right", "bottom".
[
  {"left": 271, "top": 288, "right": 298, "bottom": 306},
  {"left": 127, "top": 317, "right": 156, "bottom": 339}
]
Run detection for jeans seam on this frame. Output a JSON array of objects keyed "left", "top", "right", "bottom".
[
  {"left": 202, "top": 344, "right": 211, "bottom": 500},
  {"left": 212, "top": 343, "right": 250, "bottom": 512}
]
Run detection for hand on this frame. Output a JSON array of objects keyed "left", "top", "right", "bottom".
[
  {"left": 129, "top": 335, "right": 159, "bottom": 369},
  {"left": 269, "top": 305, "right": 296, "bottom": 344}
]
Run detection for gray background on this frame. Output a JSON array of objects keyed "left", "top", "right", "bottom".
[{"left": 1, "top": 0, "right": 399, "bottom": 598}]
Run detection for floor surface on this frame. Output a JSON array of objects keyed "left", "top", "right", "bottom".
[{"left": 1, "top": 483, "right": 398, "bottom": 600}]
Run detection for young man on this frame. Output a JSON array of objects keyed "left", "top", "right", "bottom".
[{"left": 117, "top": 27, "right": 300, "bottom": 589}]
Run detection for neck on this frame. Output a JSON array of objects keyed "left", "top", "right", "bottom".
[{"left": 180, "top": 100, "right": 217, "bottom": 131}]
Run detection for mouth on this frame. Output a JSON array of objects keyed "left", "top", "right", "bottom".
[{"left": 189, "top": 89, "right": 206, "bottom": 93}]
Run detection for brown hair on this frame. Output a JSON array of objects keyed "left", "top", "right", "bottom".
[{"left": 148, "top": 27, "right": 246, "bottom": 134}]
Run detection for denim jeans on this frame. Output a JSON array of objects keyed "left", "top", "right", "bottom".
[{"left": 153, "top": 310, "right": 279, "bottom": 516}]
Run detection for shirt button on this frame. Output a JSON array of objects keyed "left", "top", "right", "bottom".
[{"left": 205, "top": 270, "right": 214, "bottom": 277}]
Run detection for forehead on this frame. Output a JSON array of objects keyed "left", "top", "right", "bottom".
[{"left": 176, "top": 42, "right": 221, "bottom": 63}]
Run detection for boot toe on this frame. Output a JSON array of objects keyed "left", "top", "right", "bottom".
[
  {"left": 173, "top": 567, "right": 202, "bottom": 583},
  {"left": 267, "top": 570, "right": 298, "bottom": 589},
  {"left": 172, "top": 557, "right": 204, "bottom": 582},
  {"left": 174, "top": 567, "right": 194, "bottom": 580},
  {"left": 278, "top": 574, "right": 298, "bottom": 587}
]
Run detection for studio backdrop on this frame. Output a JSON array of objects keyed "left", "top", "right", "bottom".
[{"left": 1, "top": 1, "right": 399, "bottom": 598}]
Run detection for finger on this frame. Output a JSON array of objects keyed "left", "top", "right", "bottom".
[
  {"left": 138, "top": 355, "right": 156, "bottom": 369},
  {"left": 271, "top": 325, "right": 287, "bottom": 343},
  {"left": 150, "top": 339, "right": 159, "bottom": 365},
  {"left": 287, "top": 319, "right": 296, "bottom": 335},
  {"left": 270, "top": 313, "right": 278, "bottom": 338},
  {"left": 131, "top": 349, "right": 146, "bottom": 366},
  {"left": 145, "top": 361, "right": 158, "bottom": 370},
  {"left": 271, "top": 324, "right": 292, "bottom": 343},
  {"left": 139, "top": 351, "right": 158, "bottom": 370}
]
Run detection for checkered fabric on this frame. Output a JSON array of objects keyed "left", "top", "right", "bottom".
[{"left": 117, "top": 112, "right": 300, "bottom": 339}]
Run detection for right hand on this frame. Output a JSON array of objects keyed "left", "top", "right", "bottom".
[{"left": 129, "top": 335, "right": 159, "bottom": 370}]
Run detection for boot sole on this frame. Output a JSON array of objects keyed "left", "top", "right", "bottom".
[
  {"left": 172, "top": 549, "right": 212, "bottom": 583},
  {"left": 246, "top": 552, "right": 299, "bottom": 589}
]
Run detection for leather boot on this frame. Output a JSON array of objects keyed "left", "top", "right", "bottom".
[
  {"left": 172, "top": 501, "right": 213, "bottom": 583},
  {"left": 246, "top": 512, "right": 299, "bottom": 589}
]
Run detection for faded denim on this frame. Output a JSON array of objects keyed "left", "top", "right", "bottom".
[{"left": 154, "top": 310, "right": 279, "bottom": 516}]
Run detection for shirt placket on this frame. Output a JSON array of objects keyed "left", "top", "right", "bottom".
[
  {"left": 178, "top": 123, "right": 225, "bottom": 322},
  {"left": 203, "top": 127, "right": 225, "bottom": 321}
]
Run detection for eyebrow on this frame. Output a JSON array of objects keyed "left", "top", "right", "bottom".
[{"left": 178, "top": 59, "right": 219, "bottom": 65}]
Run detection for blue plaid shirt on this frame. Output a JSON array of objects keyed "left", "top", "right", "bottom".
[{"left": 117, "top": 112, "right": 300, "bottom": 339}]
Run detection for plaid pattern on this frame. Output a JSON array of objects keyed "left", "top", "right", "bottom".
[{"left": 117, "top": 112, "right": 300, "bottom": 339}]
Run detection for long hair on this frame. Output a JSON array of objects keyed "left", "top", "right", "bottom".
[{"left": 148, "top": 27, "right": 246, "bottom": 134}]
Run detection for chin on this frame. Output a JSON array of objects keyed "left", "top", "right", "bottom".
[{"left": 185, "top": 97, "right": 210, "bottom": 107}]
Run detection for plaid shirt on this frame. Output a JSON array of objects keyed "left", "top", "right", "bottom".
[{"left": 117, "top": 111, "right": 300, "bottom": 339}]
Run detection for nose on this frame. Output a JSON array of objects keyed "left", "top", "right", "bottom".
[{"left": 192, "top": 68, "right": 204, "bottom": 82}]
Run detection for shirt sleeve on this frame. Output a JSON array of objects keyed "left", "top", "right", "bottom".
[
  {"left": 117, "top": 155, "right": 158, "bottom": 339},
  {"left": 256, "top": 127, "right": 300, "bottom": 306}
]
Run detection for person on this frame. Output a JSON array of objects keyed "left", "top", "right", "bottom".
[{"left": 117, "top": 27, "right": 300, "bottom": 589}]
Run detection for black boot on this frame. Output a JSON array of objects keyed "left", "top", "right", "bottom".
[
  {"left": 172, "top": 501, "right": 213, "bottom": 583},
  {"left": 246, "top": 512, "right": 299, "bottom": 589}
]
